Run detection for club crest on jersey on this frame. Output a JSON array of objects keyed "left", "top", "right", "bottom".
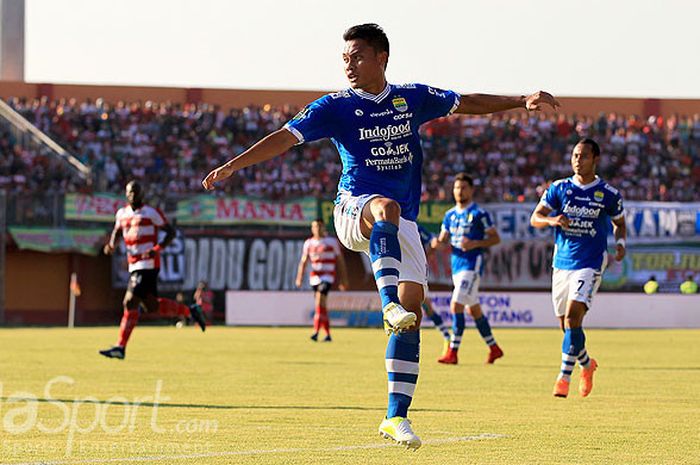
[
  {"left": 392, "top": 97, "right": 408, "bottom": 113},
  {"left": 594, "top": 190, "right": 604, "bottom": 202},
  {"left": 467, "top": 213, "right": 473, "bottom": 222}
]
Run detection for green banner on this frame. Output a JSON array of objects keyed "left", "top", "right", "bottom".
[
  {"left": 176, "top": 196, "right": 318, "bottom": 226},
  {"left": 9, "top": 227, "right": 105, "bottom": 255},
  {"left": 65, "top": 193, "right": 123, "bottom": 222}
]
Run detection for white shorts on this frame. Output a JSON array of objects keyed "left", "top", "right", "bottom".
[
  {"left": 333, "top": 193, "right": 428, "bottom": 296},
  {"left": 451, "top": 270, "right": 480, "bottom": 306},
  {"left": 551, "top": 261, "right": 606, "bottom": 317}
]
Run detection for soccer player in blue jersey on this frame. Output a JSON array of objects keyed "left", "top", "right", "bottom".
[
  {"left": 431, "top": 173, "right": 504, "bottom": 365},
  {"left": 202, "top": 23, "right": 559, "bottom": 449},
  {"left": 530, "top": 138, "right": 626, "bottom": 398},
  {"left": 417, "top": 224, "right": 452, "bottom": 350}
]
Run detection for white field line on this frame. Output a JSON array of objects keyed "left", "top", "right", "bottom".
[{"left": 2, "top": 433, "right": 507, "bottom": 465}]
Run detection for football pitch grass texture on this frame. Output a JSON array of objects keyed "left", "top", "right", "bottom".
[{"left": 0, "top": 327, "right": 698, "bottom": 465}]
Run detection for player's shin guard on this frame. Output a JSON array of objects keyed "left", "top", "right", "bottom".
[
  {"left": 474, "top": 316, "right": 497, "bottom": 347},
  {"left": 370, "top": 221, "right": 401, "bottom": 308},
  {"left": 559, "top": 327, "right": 585, "bottom": 382},
  {"left": 117, "top": 309, "right": 139, "bottom": 347},
  {"left": 385, "top": 331, "right": 420, "bottom": 418},
  {"left": 450, "top": 313, "right": 465, "bottom": 351}
]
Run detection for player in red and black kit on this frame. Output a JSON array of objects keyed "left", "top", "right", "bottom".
[{"left": 99, "top": 181, "right": 206, "bottom": 359}]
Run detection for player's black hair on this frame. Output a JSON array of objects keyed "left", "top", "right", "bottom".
[
  {"left": 126, "top": 179, "right": 143, "bottom": 193},
  {"left": 343, "top": 23, "right": 390, "bottom": 59},
  {"left": 313, "top": 218, "right": 324, "bottom": 224},
  {"left": 454, "top": 172, "right": 474, "bottom": 186},
  {"left": 577, "top": 138, "right": 601, "bottom": 157}
]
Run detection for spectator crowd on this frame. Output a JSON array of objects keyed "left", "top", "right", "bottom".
[{"left": 2, "top": 96, "right": 700, "bottom": 203}]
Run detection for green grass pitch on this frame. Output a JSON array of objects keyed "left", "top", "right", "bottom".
[{"left": 0, "top": 326, "right": 698, "bottom": 464}]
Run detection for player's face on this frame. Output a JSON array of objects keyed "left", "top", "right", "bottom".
[
  {"left": 453, "top": 180, "right": 473, "bottom": 204},
  {"left": 342, "top": 39, "right": 387, "bottom": 89},
  {"left": 311, "top": 221, "right": 325, "bottom": 238},
  {"left": 125, "top": 182, "right": 143, "bottom": 207},
  {"left": 571, "top": 143, "right": 597, "bottom": 177}
]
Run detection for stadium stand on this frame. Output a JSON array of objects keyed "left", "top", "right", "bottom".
[{"left": 2, "top": 96, "right": 699, "bottom": 203}]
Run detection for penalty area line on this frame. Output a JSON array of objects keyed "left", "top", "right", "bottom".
[{"left": 2, "top": 433, "right": 507, "bottom": 465}]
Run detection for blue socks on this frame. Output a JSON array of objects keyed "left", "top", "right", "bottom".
[
  {"left": 474, "top": 316, "right": 497, "bottom": 347},
  {"left": 385, "top": 330, "right": 420, "bottom": 418},
  {"left": 370, "top": 221, "right": 401, "bottom": 308},
  {"left": 450, "top": 313, "right": 465, "bottom": 351},
  {"left": 559, "top": 327, "right": 585, "bottom": 381},
  {"left": 428, "top": 310, "right": 451, "bottom": 341}
]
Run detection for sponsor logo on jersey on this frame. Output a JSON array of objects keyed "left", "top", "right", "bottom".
[
  {"left": 393, "top": 112, "right": 413, "bottom": 121},
  {"left": 594, "top": 190, "right": 605, "bottom": 202},
  {"left": 562, "top": 203, "right": 601, "bottom": 218},
  {"left": 292, "top": 107, "right": 311, "bottom": 121},
  {"left": 355, "top": 109, "right": 364, "bottom": 116},
  {"left": 392, "top": 97, "right": 408, "bottom": 113},
  {"left": 428, "top": 87, "right": 446, "bottom": 98},
  {"left": 370, "top": 142, "right": 410, "bottom": 157},
  {"left": 370, "top": 109, "right": 393, "bottom": 118},
  {"left": 358, "top": 121, "right": 411, "bottom": 142}
]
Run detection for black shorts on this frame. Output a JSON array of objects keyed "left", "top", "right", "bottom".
[
  {"left": 312, "top": 281, "right": 332, "bottom": 296},
  {"left": 127, "top": 269, "right": 159, "bottom": 300}
]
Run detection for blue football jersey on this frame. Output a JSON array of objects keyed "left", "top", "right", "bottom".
[
  {"left": 441, "top": 203, "right": 495, "bottom": 274},
  {"left": 540, "top": 176, "right": 624, "bottom": 270},
  {"left": 284, "top": 83, "right": 460, "bottom": 221}
]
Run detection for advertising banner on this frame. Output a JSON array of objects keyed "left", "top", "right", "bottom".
[
  {"left": 9, "top": 227, "right": 105, "bottom": 255},
  {"left": 64, "top": 193, "right": 123, "bottom": 222},
  {"left": 226, "top": 290, "right": 700, "bottom": 328},
  {"left": 176, "top": 196, "right": 317, "bottom": 226},
  {"left": 181, "top": 235, "right": 305, "bottom": 291}
]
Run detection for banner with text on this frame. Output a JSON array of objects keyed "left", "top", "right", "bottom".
[
  {"left": 9, "top": 227, "right": 105, "bottom": 255},
  {"left": 226, "top": 291, "right": 700, "bottom": 328},
  {"left": 64, "top": 193, "right": 123, "bottom": 222},
  {"left": 176, "top": 196, "right": 317, "bottom": 226}
]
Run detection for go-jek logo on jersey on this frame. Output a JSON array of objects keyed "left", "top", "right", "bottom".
[
  {"left": 370, "top": 142, "right": 410, "bottom": 157},
  {"left": 563, "top": 203, "right": 601, "bottom": 218},
  {"left": 392, "top": 97, "right": 408, "bottom": 113},
  {"left": 358, "top": 121, "right": 411, "bottom": 142}
]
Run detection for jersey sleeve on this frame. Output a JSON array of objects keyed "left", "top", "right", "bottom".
[
  {"left": 415, "top": 84, "right": 461, "bottom": 125},
  {"left": 480, "top": 210, "right": 495, "bottom": 230},
  {"left": 283, "top": 95, "right": 335, "bottom": 144},
  {"left": 151, "top": 207, "right": 168, "bottom": 227},
  {"left": 302, "top": 239, "right": 310, "bottom": 256},
  {"left": 606, "top": 189, "right": 624, "bottom": 221},
  {"left": 540, "top": 183, "right": 561, "bottom": 211},
  {"left": 441, "top": 212, "right": 451, "bottom": 235}
]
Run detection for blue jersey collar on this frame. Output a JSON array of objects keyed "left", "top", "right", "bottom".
[
  {"left": 350, "top": 83, "right": 392, "bottom": 103},
  {"left": 570, "top": 175, "right": 601, "bottom": 190}
]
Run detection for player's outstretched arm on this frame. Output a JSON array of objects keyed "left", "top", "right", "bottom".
[
  {"left": 462, "top": 228, "right": 500, "bottom": 251},
  {"left": 430, "top": 230, "right": 450, "bottom": 250},
  {"left": 455, "top": 91, "right": 560, "bottom": 115},
  {"left": 202, "top": 128, "right": 298, "bottom": 190},
  {"left": 530, "top": 204, "right": 569, "bottom": 229}
]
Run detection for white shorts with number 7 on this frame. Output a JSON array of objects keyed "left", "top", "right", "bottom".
[{"left": 551, "top": 257, "right": 606, "bottom": 317}]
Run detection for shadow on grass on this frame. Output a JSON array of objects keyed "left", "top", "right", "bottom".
[{"left": 0, "top": 397, "right": 461, "bottom": 412}]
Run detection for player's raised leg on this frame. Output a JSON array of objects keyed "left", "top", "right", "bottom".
[
  {"left": 379, "top": 281, "right": 422, "bottom": 449},
  {"left": 361, "top": 198, "right": 416, "bottom": 334}
]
